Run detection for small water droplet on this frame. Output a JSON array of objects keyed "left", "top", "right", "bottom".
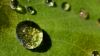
[{"left": 92, "top": 51, "right": 99, "bottom": 56}]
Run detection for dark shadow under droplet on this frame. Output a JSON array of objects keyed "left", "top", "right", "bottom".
[{"left": 98, "top": 18, "right": 100, "bottom": 23}]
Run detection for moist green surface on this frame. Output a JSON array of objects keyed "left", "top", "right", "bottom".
[{"left": 1, "top": 0, "right": 100, "bottom": 56}]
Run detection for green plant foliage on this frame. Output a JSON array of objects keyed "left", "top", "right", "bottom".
[{"left": 1, "top": 0, "right": 100, "bottom": 56}]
